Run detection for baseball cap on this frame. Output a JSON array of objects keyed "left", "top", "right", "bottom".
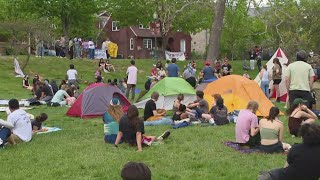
[
  {"left": 110, "top": 98, "right": 120, "bottom": 106},
  {"left": 205, "top": 61, "right": 210, "bottom": 66},
  {"left": 296, "top": 50, "right": 308, "bottom": 61},
  {"left": 293, "top": 98, "right": 308, "bottom": 106}
]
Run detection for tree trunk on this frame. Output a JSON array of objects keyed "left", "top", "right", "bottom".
[{"left": 207, "top": 0, "right": 227, "bottom": 62}]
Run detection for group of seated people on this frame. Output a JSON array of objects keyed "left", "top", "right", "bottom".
[
  {"left": 236, "top": 98, "right": 318, "bottom": 154},
  {"left": 23, "top": 74, "right": 79, "bottom": 107},
  {"left": 0, "top": 99, "right": 48, "bottom": 148},
  {"left": 96, "top": 59, "right": 116, "bottom": 78}
]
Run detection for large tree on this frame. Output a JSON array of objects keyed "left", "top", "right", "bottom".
[{"left": 206, "top": 0, "right": 226, "bottom": 62}]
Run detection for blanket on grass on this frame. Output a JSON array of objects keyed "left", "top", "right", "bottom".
[
  {"left": 224, "top": 141, "right": 261, "bottom": 154},
  {"left": 37, "top": 127, "right": 62, "bottom": 134}
]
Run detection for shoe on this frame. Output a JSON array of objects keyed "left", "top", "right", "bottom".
[{"left": 158, "top": 131, "right": 170, "bottom": 140}]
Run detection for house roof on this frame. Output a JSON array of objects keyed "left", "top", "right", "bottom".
[{"left": 130, "top": 26, "right": 162, "bottom": 38}]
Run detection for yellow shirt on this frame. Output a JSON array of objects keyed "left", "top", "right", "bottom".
[{"left": 285, "top": 61, "right": 314, "bottom": 91}]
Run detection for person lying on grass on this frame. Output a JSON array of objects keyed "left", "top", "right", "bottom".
[
  {"left": 187, "top": 91, "right": 209, "bottom": 120},
  {"left": 258, "top": 123, "right": 320, "bottom": 180},
  {"left": 31, "top": 113, "right": 48, "bottom": 133},
  {"left": 143, "top": 91, "right": 172, "bottom": 126},
  {"left": 235, "top": 100, "right": 260, "bottom": 148},
  {"left": 259, "top": 107, "right": 291, "bottom": 154},
  {"left": 103, "top": 98, "right": 124, "bottom": 144},
  {"left": 0, "top": 99, "right": 32, "bottom": 147},
  {"left": 288, "top": 98, "right": 317, "bottom": 137},
  {"left": 114, "top": 105, "right": 170, "bottom": 152},
  {"left": 202, "top": 96, "right": 229, "bottom": 126}
]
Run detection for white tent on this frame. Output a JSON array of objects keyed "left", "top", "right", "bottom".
[
  {"left": 14, "top": 58, "right": 25, "bottom": 77},
  {"left": 254, "top": 48, "right": 288, "bottom": 101},
  {"left": 135, "top": 95, "right": 196, "bottom": 110}
]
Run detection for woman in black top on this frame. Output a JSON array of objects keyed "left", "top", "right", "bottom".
[
  {"left": 172, "top": 104, "right": 188, "bottom": 121},
  {"left": 259, "top": 123, "right": 320, "bottom": 180}
]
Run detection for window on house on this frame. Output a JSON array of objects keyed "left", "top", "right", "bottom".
[
  {"left": 139, "top": 24, "right": 144, "bottom": 29},
  {"left": 130, "top": 38, "right": 134, "bottom": 50},
  {"left": 112, "top": 21, "right": 120, "bottom": 31},
  {"left": 143, "top": 39, "right": 152, "bottom": 49}
]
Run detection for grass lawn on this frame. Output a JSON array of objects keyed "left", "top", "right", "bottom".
[{"left": 0, "top": 56, "right": 302, "bottom": 179}]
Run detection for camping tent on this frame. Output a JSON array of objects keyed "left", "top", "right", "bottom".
[
  {"left": 135, "top": 77, "right": 196, "bottom": 110},
  {"left": 254, "top": 48, "right": 288, "bottom": 101},
  {"left": 66, "top": 83, "right": 130, "bottom": 118},
  {"left": 200, "top": 75, "right": 279, "bottom": 117}
]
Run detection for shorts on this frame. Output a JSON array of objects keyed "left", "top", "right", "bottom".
[
  {"left": 260, "top": 141, "right": 284, "bottom": 154},
  {"left": 0, "top": 127, "right": 11, "bottom": 148},
  {"left": 273, "top": 79, "right": 281, "bottom": 85}
]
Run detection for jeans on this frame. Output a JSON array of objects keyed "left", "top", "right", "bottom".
[
  {"left": 260, "top": 80, "right": 270, "bottom": 98},
  {"left": 41, "top": 96, "right": 53, "bottom": 102},
  {"left": 250, "top": 60, "right": 255, "bottom": 70},
  {"left": 37, "top": 46, "right": 44, "bottom": 57},
  {"left": 0, "top": 127, "right": 11, "bottom": 148},
  {"left": 126, "top": 84, "right": 136, "bottom": 100},
  {"left": 144, "top": 117, "right": 173, "bottom": 126},
  {"left": 89, "top": 49, "right": 95, "bottom": 59}
]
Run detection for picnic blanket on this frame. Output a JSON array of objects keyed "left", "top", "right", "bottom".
[
  {"left": 0, "top": 107, "right": 33, "bottom": 112},
  {"left": 0, "top": 100, "right": 30, "bottom": 106},
  {"left": 37, "top": 127, "right": 62, "bottom": 134},
  {"left": 224, "top": 141, "right": 261, "bottom": 154}
]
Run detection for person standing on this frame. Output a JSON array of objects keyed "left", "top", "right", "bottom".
[
  {"left": 285, "top": 50, "right": 315, "bottom": 109},
  {"left": 249, "top": 50, "right": 255, "bottom": 70},
  {"left": 167, "top": 58, "right": 180, "bottom": 77},
  {"left": 82, "top": 39, "right": 89, "bottom": 58},
  {"left": 102, "top": 39, "right": 111, "bottom": 59},
  {"left": 126, "top": 60, "right": 138, "bottom": 101},
  {"left": 36, "top": 40, "right": 44, "bottom": 58},
  {"left": 88, "top": 39, "right": 95, "bottom": 59},
  {"left": 259, "top": 65, "right": 270, "bottom": 98},
  {"left": 270, "top": 58, "right": 282, "bottom": 102}
]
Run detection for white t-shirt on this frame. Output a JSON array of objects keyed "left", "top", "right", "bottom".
[
  {"left": 88, "top": 41, "right": 95, "bottom": 49},
  {"left": 101, "top": 41, "right": 110, "bottom": 51},
  {"left": 126, "top": 66, "right": 138, "bottom": 85},
  {"left": 67, "top": 69, "right": 77, "bottom": 80},
  {"left": 7, "top": 109, "right": 32, "bottom": 142}
]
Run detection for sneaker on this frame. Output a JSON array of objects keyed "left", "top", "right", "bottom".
[
  {"left": 158, "top": 130, "right": 170, "bottom": 140},
  {"left": 209, "top": 118, "right": 215, "bottom": 125}
]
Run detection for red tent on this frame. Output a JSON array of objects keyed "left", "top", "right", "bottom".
[{"left": 66, "top": 83, "right": 130, "bottom": 119}]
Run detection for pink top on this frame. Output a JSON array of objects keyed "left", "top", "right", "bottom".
[{"left": 235, "top": 109, "right": 258, "bottom": 143}]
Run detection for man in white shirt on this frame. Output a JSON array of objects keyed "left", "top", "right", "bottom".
[
  {"left": 126, "top": 60, "right": 138, "bottom": 101},
  {"left": 67, "top": 64, "right": 78, "bottom": 87},
  {"left": 0, "top": 99, "right": 32, "bottom": 147},
  {"left": 102, "top": 39, "right": 111, "bottom": 59},
  {"left": 88, "top": 39, "right": 95, "bottom": 59}
]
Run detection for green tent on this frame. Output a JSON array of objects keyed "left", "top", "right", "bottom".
[{"left": 135, "top": 77, "right": 196, "bottom": 110}]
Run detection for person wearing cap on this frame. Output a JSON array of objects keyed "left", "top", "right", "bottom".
[
  {"left": 202, "top": 61, "right": 218, "bottom": 83},
  {"left": 103, "top": 98, "right": 124, "bottom": 144},
  {"left": 288, "top": 98, "right": 317, "bottom": 136},
  {"left": 121, "top": 162, "right": 151, "bottom": 180},
  {"left": 285, "top": 50, "right": 315, "bottom": 109}
]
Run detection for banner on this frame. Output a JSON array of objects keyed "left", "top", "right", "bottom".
[
  {"left": 165, "top": 51, "right": 185, "bottom": 61},
  {"left": 95, "top": 49, "right": 107, "bottom": 59}
]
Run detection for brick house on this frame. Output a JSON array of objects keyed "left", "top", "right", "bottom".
[{"left": 97, "top": 12, "right": 191, "bottom": 59}]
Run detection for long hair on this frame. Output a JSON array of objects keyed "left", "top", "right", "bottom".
[
  {"left": 127, "top": 105, "right": 140, "bottom": 131},
  {"left": 35, "top": 113, "right": 48, "bottom": 123},
  {"left": 299, "top": 123, "right": 320, "bottom": 145},
  {"left": 273, "top": 58, "right": 282, "bottom": 70},
  {"left": 266, "top": 107, "right": 279, "bottom": 122},
  {"left": 216, "top": 98, "right": 224, "bottom": 110},
  {"left": 287, "top": 102, "right": 300, "bottom": 116},
  {"left": 108, "top": 105, "right": 124, "bottom": 122}
]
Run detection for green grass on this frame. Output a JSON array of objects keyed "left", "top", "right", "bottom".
[{"left": 0, "top": 56, "right": 301, "bottom": 179}]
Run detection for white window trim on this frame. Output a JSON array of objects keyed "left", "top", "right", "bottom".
[
  {"left": 130, "top": 38, "right": 134, "bottom": 50},
  {"left": 139, "top": 24, "right": 144, "bottom": 29},
  {"left": 112, "top": 21, "right": 120, "bottom": 31},
  {"left": 143, "top": 39, "right": 152, "bottom": 49}
]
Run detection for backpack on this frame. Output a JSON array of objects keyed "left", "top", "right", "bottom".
[{"left": 213, "top": 107, "right": 229, "bottom": 126}]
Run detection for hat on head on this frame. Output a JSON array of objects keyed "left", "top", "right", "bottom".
[
  {"left": 293, "top": 98, "right": 308, "bottom": 106},
  {"left": 110, "top": 98, "right": 120, "bottom": 106},
  {"left": 297, "top": 50, "right": 308, "bottom": 61},
  {"left": 205, "top": 61, "right": 210, "bottom": 66}
]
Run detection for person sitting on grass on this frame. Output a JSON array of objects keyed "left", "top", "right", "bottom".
[
  {"left": 103, "top": 98, "right": 124, "bottom": 144},
  {"left": 235, "top": 100, "right": 260, "bottom": 148},
  {"left": 157, "top": 66, "right": 166, "bottom": 79},
  {"left": 259, "top": 107, "right": 291, "bottom": 154},
  {"left": 258, "top": 123, "right": 320, "bottom": 180},
  {"left": 114, "top": 105, "right": 170, "bottom": 151},
  {"left": 187, "top": 91, "right": 209, "bottom": 120},
  {"left": 202, "top": 96, "right": 229, "bottom": 126},
  {"left": 98, "top": 58, "right": 105, "bottom": 67},
  {"left": 31, "top": 113, "right": 48, "bottom": 133},
  {"left": 202, "top": 61, "right": 218, "bottom": 83},
  {"left": 288, "top": 98, "right": 317, "bottom": 137},
  {"left": 173, "top": 94, "right": 184, "bottom": 114},
  {"left": 143, "top": 91, "right": 172, "bottom": 126},
  {"left": 95, "top": 66, "right": 104, "bottom": 79},
  {"left": 50, "top": 86, "right": 70, "bottom": 106},
  {"left": 22, "top": 75, "right": 32, "bottom": 90},
  {"left": 96, "top": 76, "right": 103, "bottom": 83},
  {"left": 105, "top": 60, "right": 115, "bottom": 72},
  {"left": 121, "top": 162, "right": 151, "bottom": 180},
  {"left": 151, "top": 64, "right": 157, "bottom": 77},
  {"left": 0, "top": 99, "right": 32, "bottom": 147},
  {"left": 172, "top": 104, "right": 188, "bottom": 121}
]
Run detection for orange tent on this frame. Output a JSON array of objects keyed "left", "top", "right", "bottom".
[{"left": 201, "top": 75, "right": 280, "bottom": 117}]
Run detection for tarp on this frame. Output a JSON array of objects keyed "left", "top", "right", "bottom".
[
  {"left": 134, "top": 77, "right": 196, "bottom": 110},
  {"left": 254, "top": 48, "right": 288, "bottom": 101},
  {"left": 201, "top": 75, "right": 280, "bottom": 117},
  {"left": 165, "top": 51, "right": 185, "bottom": 61},
  {"left": 14, "top": 58, "right": 25, "bottom": 77},
  {"left": 66, "top": 83, "right": 130, "bottom": 119}
]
